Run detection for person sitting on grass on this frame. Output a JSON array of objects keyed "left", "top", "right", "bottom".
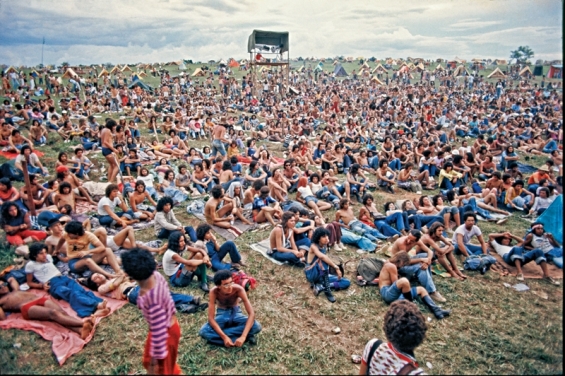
[
  {"left": 252, "top": 186, "right": 283, "bottom": 226},
  {"left": 389, "top": 230, "right": 446, "bottom": 303},
  {"left": 162, "top": 231, "right": 211, "bottom": 293},
  {"left": 0, "top": 201, "right": 47, "bottom": 246},
  {"left": 129, "top": 180, "right": 157, "bottom": 221},
  {"left": 378, "top": 251, "right": 450, "bottom": 320},
  {"left": 97, "top": 184, "right": 138, "bottom": 227},
  {"left": 55, "top": 220, "right": 123, "bottom": 280},
  {"left": 522, "top": 222, "right": 563, "bottom": 269},
  {"left": 268, "top": 211, "right": 306, "bottom": 266},
  {"left": 0, "top": 279, "right": 95, "bottom": 339},
  {"left": 199, "top": 269, "right": 262, "bottom": 347},
  {"left": 25, "top": 243, "right": 109, "bottom": 318},
  {"left": 195, "top": 224, "right": 246, "bottom": 272},
  {"left": 359, "top": 300, "right": 428, "bottom": 375},
  {"left": 305, "top": 228, "right": 350, "bottom": 303},
  {"left": 205, "top": 185, "right": 238, "bottom": 229},
  {"left": 489, "top": 231, "right": 560, "bottom": 285},
  {"left": 83, "top": 272, "right": 208, "bottom": 314},
  {"left": 421, "top": 222, "right": 467, "bottom": 281},
  {"left": 452, "top": 212, "right": 489, "bottom": 257},
  {"left": 154, "top": 197, "right": 197, "bottom": 241},
  {"left": 120, "top": 248, "right": 182, "bottom": 375}
]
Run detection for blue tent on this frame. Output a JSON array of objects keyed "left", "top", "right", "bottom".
[
  {"left": 538, "top": 195, "right": 563, "bottom": 245},
  {"left": 128, "top": 80, "right": 153, "bottom": 92},
  {"left": 333, "top": 64, "right": 347, "bottom": 77}
]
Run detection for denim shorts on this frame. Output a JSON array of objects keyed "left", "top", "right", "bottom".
[
  {"left": 380, "top": 283, "right": 417, "bottom": 304},
  {"left": 304, "top": 196, "right": 318, "bottom": 206},
  {"left": 68, "top": 256, "right": 92, "bottom": 273}
]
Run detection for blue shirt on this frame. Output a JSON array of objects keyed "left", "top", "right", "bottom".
[{"left": 253, "top": 196, "right": 276, "bottom": 211}]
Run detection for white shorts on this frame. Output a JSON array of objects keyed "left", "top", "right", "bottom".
[{"left": 107, "top": 236, "right": 120, "bottom": 252}]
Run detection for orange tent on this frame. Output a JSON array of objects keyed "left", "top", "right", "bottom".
[{"left": 228, "top": 59, "right": 240, "bottom": 68}]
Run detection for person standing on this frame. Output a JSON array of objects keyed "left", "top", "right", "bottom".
[
  {"left": 101, "top": 119, "right": 119, "bottom": 183},
  {"left": 121, "top": 248, "right": 182, "bottom": 375}
]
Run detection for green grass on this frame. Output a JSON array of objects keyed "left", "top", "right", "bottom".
[{"left": 0, "top": 62, "right": 562, "bottom": 375}]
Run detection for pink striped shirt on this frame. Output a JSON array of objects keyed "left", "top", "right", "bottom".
[{"left": 137, "top": 272, "right": 176, "bottom": 359}]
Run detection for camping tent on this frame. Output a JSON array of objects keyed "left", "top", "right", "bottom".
[
  {"left": 178, "top": 62, "right": 187, "bottom": 70},
  {"left": 333, "top": 64, "right": 348, "bottom": 77},
  {"left": 547, "top": 65, "right": 562, "bottom": 79},
  {"left": 131, "top": 73, "right": 142, "bottom": 81},
  {"left": 487, "top": 68, "right": 506, "bottom": 79},
  {"left": 314, "top": 62, "right": 324, "bottom": 72},
  {"left": 110, "top": 66, "right": 121, "bottom": 74},
  {"left": 453, "top": 65, "right": 470, "bottom": 77},
  {"left": 538, "top": 194, "right": 562, "bottom": 244},
  {"left": 228, "top": 59, "right": 239, "bottom": 68},
  {"left": 434, "top": 64, "right": 445, "bottom": 72},
  {"left": 533, "top": 65, "right": 543, "bottom": 76},
  {"left": 4, "top": 66, "right": 17, "bottom": 74},
  {"left": 62, "top": 68, "right": 79, "bottom": 79},
  {"left": 372, "top": 64, "right": 387, "bottom": 74},
  {"left": 121, "top": 65, "right": 132, "bottom": 72},
  {"left": 346, "top": 57, "right": 354, "bottom": 62},
  {"left": 518, "top": 66, "right": 532, "bottom": 77},
  {"left": 128, "top": 80, "right": 153, "bottom": 92},
  {"left": 192, "top": 68, "right": 205, "bottom": 77},
  {"left": 370, "top": 76, "right": 384, "bottom": 85},
  {"left": 361, "top": 62, "right": 370, "bottom": 69},
  {"left": 296, "top": 66, "right": 304, "bottom": 72},
  {"left": 416, "top": 63, "right": 425, "bottom": 71},
  {"left": 218, "top": 59, "right": 227, "bottom": 66},
  {"left": 138, "top": 71, "right": 147, "bottom": 78},
  {"left": 98, "top": 69, "right": 109, "bottom": 78}
]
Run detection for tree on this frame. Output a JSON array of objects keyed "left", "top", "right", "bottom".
[{"left": 510, "top": 46, "right": 534, "bottom": 64}]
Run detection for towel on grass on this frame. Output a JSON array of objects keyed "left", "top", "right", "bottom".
[
  {"left": 0, "top": 289, "right": 126, "bottom": 365},
  {"left": 188, "top": 200, "right": 253, "bottom": 241},
  {"left": 250, "top": 238, "right": 285, "bottom": 265}
]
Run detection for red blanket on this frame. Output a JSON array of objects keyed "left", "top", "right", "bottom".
[
  {"left": 0, "top": 150, "right": 44, "bottom": 159},
  {"left": 0, "top": 289, "right": 126, "bottom": 365}
]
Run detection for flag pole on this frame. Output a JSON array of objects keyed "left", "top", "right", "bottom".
[{"left": 41, "top": 37, "right": 45, "bottom": 67}]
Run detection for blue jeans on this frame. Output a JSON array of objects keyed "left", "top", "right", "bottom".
[
  {"left": 506, "top": 195, "right": 532, "bottom": 210},
  {"left": 375, "top": 220, "right": 402, "bottom": 237},
  {"left": 349, "top": 220, "right": 388, "bottom": 241},
  {"left": 540, "top": 247, "right": 563, "bottom": 269},
  {"left": 341, "top": 228, "right": 377, "bottom": 252},
  {"left": 199, "top": 306, "right": 262, "bottom": 346},
  {"left": 194, "top": 177, "right": 212, "bottom": 194},
  {"left": 206, "top": 241, "right": 242, "bottom": 271},
  {"left": 380, "top": 283, "right": 418, "bottom": 304},
  {"left": 441, "top": 178, "right": 461, "bottom": 190},
  {"left": 380, "top": 212, "right": 408, "bottom": 232},
  {"left": 398, "top": 253, "right": 437, "bottom": 294},
  {"left": 389, "top": 158, "right": 402, "bottom": 171},
  {"left": 543, "top": 140, "right": 558, "bottom": 153},
  {"left": 270, "top": 250, "right": 301, "bottom": 265},
  {"left": 169, "top": 265, "right": 204, "bottom": 287},
  {"left": 98, "top": 210, "right": 135, "bottom": 226},
  {"left": 211, "top": 139, "right": 227, "bottom": 157},
  {"left": 48, "top": 275, "right": 103, "bottom": 318},
  {"left": 453, "top": 243, "right": 484, "bottom": 256},
  {"left": 157, "top": 226, "right": 197, "bottom": 242},
  {"left": 295, "top": 237, "right": 312, "bottom": 250},
  {"left": 127, "top": 285, "right": 195, "bottom": 306},
  {"left": 502, "top": 246, "right": 546, "bottom": 266},
  {"left": 462, "top": 197, "right": 493, "bottom": 220},
  {"left": 408, "top": 214, "right": 443, "bottom": 230}
]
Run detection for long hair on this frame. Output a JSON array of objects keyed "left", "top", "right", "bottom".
[
  {"left": 167, "top": 231, "right": 184, "bottom": 253},
  {"left": 156, "top": 196, "right": 174, "bottom": 212}
]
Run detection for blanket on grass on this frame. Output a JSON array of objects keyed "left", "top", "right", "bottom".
[
  {"left": 0, "top": 150, "right": 44, "bottom": 159},
  {"left": 187, "top": 200, "right": 253, "bottom": 241},
  {"left": 0, "top": 289, "right": 126, "bottom": 365},
  {"left": 250, "top": 238, "right": 285, "bottom": 265}
]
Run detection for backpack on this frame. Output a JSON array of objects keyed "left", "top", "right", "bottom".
[
  {"left": 357, "top": 258, "right": 385, "bottom": 286},
  {"left": 463, "top": 254, "right": 497, "bottom": 273},
  {"left": 231, "top": 270, "right": 257, "bottom": 291}
]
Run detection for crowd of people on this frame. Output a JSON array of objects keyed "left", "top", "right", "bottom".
[{"left": 0, "top": 61, "right": 563, "bottom": 374}]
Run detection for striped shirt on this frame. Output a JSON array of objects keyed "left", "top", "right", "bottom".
[{"left": 137, "top": 272, "right": 176, "bottom": 359}]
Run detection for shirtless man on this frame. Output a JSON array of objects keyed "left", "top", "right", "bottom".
[
  {"left": 252, "top": 186, "right": 283, "bottom": 226},
  {"left": 0, "top": 283, "right": 94, "bottom": 339},
  {"left": 101, "top": 119, "right": 119, "bottom": 183},
  {"left": 199, "top": 269, "right": 262, "bottom": 347},
  {"left": 378, "top": 251, "right": 450, "bottom": 320},
  {"left": 0, "top": 121, "right": 13, "bottom": 147},
  {"left": 389, "top": 230, "right": 446, "bottom": 302},
  {"left": 129, "top": 181, "right": 156, "bottom": 220},
  {"left": 56, "top": 166, "right": 96, "bottom": 205},
  {"left": 211, "top": 118, "right": 230, "bottom": 157},
  {"left": 29, "top": 120, "right": 48, "bottom": 145},
  {"left": 218, "top": 161, "right": 236, "bottom": 190},
  {"left": 8, "top": 129, "right": 33, "bottom": 153},
  {"left": 335, "top": 199, "right": 388, "bottom": 243},
  {"left": 420, "top": 222, "right": 467, "bottom": 281},
  {"left": 54, "top": 181, "right": 85, "bottom": 212},
  {"left": 20, "top": 174, "right": 54, "bottom": 212},
  {"left": 243, "top": 180, "right": 264, "bottom": 211},
  {"left": 205, "top": 186, "right": 235, "bottom": 229}
]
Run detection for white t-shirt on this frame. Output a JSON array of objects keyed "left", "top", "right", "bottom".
[
  {"left": 98, "top": 196, "right": 122, "bottom": 216},
  {"left": 162, "top": 249, "right": 180, "bottom": 277},
  {"left": 15, "top": 154, "right": 41, "bottom": 168},
  {"left": 298, "top": 186, "right": 314, "bottom": 199},
  {"left": 25, "top": 255, "right": 61, "bottom": 283},
  {"left": 452, "top": 225, "right": 482, "bottom": 245}
]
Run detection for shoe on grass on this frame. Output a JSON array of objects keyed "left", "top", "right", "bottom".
[
  {"left": 544, "top": 276, "right": 560, "bottom": 286},
  {"left": 516, "top": 273, "right": 524, "bottom": 281},
  {"left": 429, "top": 291, "right": 447, "bottom": 303}
]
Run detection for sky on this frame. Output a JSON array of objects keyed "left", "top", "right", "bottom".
[{"left": 0, "top": 0, "right": 562, "bottom": 66}]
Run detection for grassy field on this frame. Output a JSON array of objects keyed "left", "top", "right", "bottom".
[{"left": 0, "top": 61, "right": 562, "bottom": 375}]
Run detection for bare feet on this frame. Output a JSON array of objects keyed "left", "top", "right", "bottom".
[
  {"left": 80, "top": 318, "right": 95, "bottom": 340},
  {"left": 97, "top": 300, "right": 108, "bottom": 311}
]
